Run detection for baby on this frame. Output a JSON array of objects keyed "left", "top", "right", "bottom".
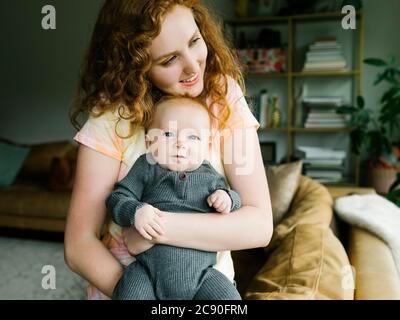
[{"left": 106, "top": 96, "right": 242, "bottom": 300}]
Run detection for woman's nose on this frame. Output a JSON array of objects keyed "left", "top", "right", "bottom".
[{"left": 182, "top": 54, "right": 198, "bottom": 75}]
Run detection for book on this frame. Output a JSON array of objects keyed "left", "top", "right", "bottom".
[
  {"left": 303, "top": 96, "right": 344, "bottom": 106},
  {"left": 304, "top": 123, "right": 347, "bottom": 128},
  {"left": 303, "top": 159, "right": 344, "bottom": 166},
  {"left": 296, "top": 146, "right": 347, "bottom": 160},
  {"left": 259, "top": 90, "right": 269, "bottom": 129}
]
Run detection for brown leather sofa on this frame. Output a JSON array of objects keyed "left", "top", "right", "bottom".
[
  {"left": 232, "top": 177, "right": 400, "bottom": 300},
  {"left": 0, "top": 141, "right": 76, "bottom": 232},
  {"left": 0, "top": 141, "right": 399, "bottom": 299}
]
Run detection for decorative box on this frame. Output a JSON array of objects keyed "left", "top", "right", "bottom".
[{"left": 237, "top": 48, "right": 287, "bottom": 73}]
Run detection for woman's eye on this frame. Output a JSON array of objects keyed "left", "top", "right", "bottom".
[
  {"left": 162, "top": 56, "right": 177, "bottom": 66},
  {"left": 190, "top": 37, "right": 201, "bottom": 46},
  {"left": 164, "top": 131, "right": 175, "bottom": 137}
]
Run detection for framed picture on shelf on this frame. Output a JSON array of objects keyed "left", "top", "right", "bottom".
[{"left": 260, "top": 142, "right": 277, "bottom": 165}]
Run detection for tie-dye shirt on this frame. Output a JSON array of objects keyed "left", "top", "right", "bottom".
[{"left": 74, "top": 76, "right": 259, "bottom": 299}]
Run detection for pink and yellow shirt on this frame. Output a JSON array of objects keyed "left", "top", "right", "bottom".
[{"left": 74, "top": 77, "right": 259, "bottom": 299}]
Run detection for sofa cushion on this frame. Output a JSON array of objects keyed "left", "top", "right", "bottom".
[
  {"left": 19, "top": 141, "right": 76, "bottom": 179},
  {"left": 244, "top": 223, "right": 354, "bottom": 300},
  {"left": 0, "top": 142, "right": 30, "bottom": 187},
  {"left": 0, "top": 184, "right": 70, "bottom": 219},
  {"left": 266, "top": 160, "right": 302, "bottom": 226},
  {"left": 266, "top": 175, "right": 333, "bottom": 254},
  {"left": 48, "top": 146, "right": 78, "bottom": 191},
  {"left": 242, "top": 176, "right": 353, "bottom": 300}
]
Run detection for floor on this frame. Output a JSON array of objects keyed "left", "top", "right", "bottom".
[{"left": 0, "top": 228, "right": 87, "bottom": 300}]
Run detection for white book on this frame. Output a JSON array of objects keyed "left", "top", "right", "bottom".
[
  {"left": 305, "top": 123, "right": 347, "bottom": 128},
  {"left": 307, "top": 170, "right": 344, "bottom": 179},
  {"left": 303, "top": 97, "right": 344, "bottom": 106},
  {"left": 306, "top": 117, "right": 346, "bottom": 123},
  {"left": 307, "top": 51, "right": 343, "bottom": 57},
  {"left": 304, "top": 159, "right": 344, "bottom": 166},
  {"left": 259, "top": 90, "right": 269, "bottom": 129},
  {"left": 308, "top": 113, "right": 345, "bottom": 118},
  {"left": 297, "top": 146, "right": 347, "bottom": 160}
]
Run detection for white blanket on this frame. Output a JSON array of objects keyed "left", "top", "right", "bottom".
[{"left": 334, "top": 194, "right": 400, "bottom": 277}]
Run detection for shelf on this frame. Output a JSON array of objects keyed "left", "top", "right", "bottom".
[
  {"left": 292, "top": 127, "right": 353, "bottom": 133},
  {"left": 292, "top": 11, "right": 362, "bottom": 22},
  {"left": 321, "top": 180, "right": 358, "bottom": 187},
  {"left": 244, "top": 71, "right": 360, "bottom": 78},
  {"left": 227, "top": 11, "right": 363, "bottom": 186},
  {"left": 259, "top": 127, "right": 353, "bottom": 133},
  {"left": 258, "top": 127, "right": 288, "bottom": 133},
  {"left": 245, "top": 72, "right": 288, "bottom": 78},
  {"left": 225, "top": 16, "right": 288, "bottom": 26},
  {"left": 305, "top": 176, "right": 357, "bottom": 187},
  {"left": 292, "top": 70, "right": 360, "bottom": 77},
  {"left": 226, "top": 12, "right": 362, "bottom": 26}
]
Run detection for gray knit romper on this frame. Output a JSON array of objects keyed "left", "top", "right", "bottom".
[{"left": 106, "top": 153, "right": 242, "bottom": 300}]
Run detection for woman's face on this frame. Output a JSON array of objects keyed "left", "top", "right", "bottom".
[{"left": 148, "top": 5, "right": 208, "bottom": 97}]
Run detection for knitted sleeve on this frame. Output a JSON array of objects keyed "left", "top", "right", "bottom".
[
  {"left": 214, "top": 175, "right": 242, "bottom": 212},
  {"left": 105, "top": 154, "right": 150, "bottom": 227}
]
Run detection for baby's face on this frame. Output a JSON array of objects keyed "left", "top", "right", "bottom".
[{"left": 146, "top": 99, "right": 211, "bottom": 172}]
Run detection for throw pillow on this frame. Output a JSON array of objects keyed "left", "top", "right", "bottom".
[
  {"left": 266, "top": 160, "right": 303, "bottom": 227},
  {"left": 0, "top": 141, "right": 30, "bottom": 187},
  {"left": 244, "top": 223, "right": 354, "bottom": 300}
]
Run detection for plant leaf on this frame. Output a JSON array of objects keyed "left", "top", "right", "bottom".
[
  {"left": 374, "top": 70, "right": 388, "bottom": 86},
  {"left": 380, "top": 87, "right": 400, "bottom": 103},
  {"left": 364, "top": 58, "right": 387, "bottom": 66},
  {"left": 357, "top": 95, "right": 365, "bottom": 109}
]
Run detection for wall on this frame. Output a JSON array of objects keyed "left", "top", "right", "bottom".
[
  {"left": 362, "top": 0, "right": 400, "bottom": 112},
  {"left": 0, "top": 0, "right": 399, "bottom": 145},
  {"left": 0, "top": 0, "right": 101, "bottom": 144}
]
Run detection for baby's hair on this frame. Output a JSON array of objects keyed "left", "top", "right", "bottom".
[{"left": 146, "top": 95, "right": 212, "bottom": 131}]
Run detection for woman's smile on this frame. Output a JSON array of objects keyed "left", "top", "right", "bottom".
[{"left": 180, "top": 73, "right": 199, "bottom": 87}]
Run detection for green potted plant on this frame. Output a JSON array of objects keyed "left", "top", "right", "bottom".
[
  {"left": 387, "top": 172, "right": 400, "bottom": 207},
  {"left": 337, "top": 56, "right": 400, "bottom": 194}
]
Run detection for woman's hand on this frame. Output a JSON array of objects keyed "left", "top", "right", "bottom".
[{"left": 122, "top": 226, "right": 156, "bottom": 256}]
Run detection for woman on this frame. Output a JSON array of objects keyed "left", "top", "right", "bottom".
[{"left": 64, "top": 0, "right": 273, "bottom": 300}]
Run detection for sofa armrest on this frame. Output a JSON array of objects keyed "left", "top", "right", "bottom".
[
  {"left": 327, "top": 186, "right": 400, "bottom": 299},
  {"left": 347, "top": 226, "right": 400, "bottom": 300}
]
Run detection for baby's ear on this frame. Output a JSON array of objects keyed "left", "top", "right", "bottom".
[{"left": 145, "top": 134, "right": 152, "bottom": 149}]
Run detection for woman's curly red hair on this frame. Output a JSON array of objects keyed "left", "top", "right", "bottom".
[{"left": 70, "top": 0, "right": 244, "bottom": 138}]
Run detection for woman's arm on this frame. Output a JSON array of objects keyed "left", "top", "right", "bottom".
[
  {"left": 64, "top": 145, "right": 124, "bottom": 297},
  {"left": 127, "top": 128, "right": 273, "bottom": 252}
]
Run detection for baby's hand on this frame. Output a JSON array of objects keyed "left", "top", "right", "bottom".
[
  {"left": 134, "top": 204, "right": 165, "bottom": 241},
  {"left": 207, "top": 190, "right": 232, "bottom": 214}
]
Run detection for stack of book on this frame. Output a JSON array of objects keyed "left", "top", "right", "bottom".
[
  {"left": 246, "top": 90, "right": 272, "bottom": 129},
  {"left": 303, "top": 37, "right": 347, "bottom": 72},
  {"left": 303, "top": 96, "right": 347, "bottom": 128},
  {"left": 296, "top": 146, "right": 347, "bottom": 183}
]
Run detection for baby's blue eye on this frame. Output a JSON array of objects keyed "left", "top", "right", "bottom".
[
  {"left": 188, "top": 135, "right": 200, "bottom": 141},
  {"left": 164, "top": 132, "right": 175, "bottom": 138}
]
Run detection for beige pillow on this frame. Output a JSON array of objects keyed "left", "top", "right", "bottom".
[
  {"left": 266, "top": 160, "right": 303, "bottom": 226},
  {"left": 244, "top": 223, "right": 354, "bottom": 300}
]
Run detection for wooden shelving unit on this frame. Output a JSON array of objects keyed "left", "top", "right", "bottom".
[{"left": 225, "top": 11, "right": 364, "bottom": 186}]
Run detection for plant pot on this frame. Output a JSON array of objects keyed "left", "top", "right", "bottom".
[{"left": 366, "top": 164, "right": 400, "bottom": 195}]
